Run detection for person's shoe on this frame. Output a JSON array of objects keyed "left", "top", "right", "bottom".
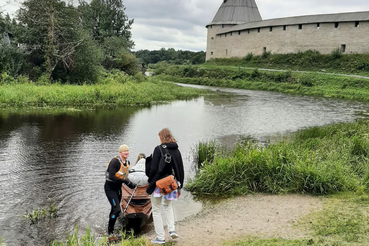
[
  {"left": 169, "top": 231, "right": 179, "bottom": 239},
  {"left": 108, "top": 235, "right": 119, "bottom": 243},
  {"left": 151, "top": 237, "right": 165, "bottom": 244}
]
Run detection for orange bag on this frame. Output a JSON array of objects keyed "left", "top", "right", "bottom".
[{"left": 156, "top": 175, "right": 178, "bottom": 195}]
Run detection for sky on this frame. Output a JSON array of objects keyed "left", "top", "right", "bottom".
[{"left": 2, "top": 0, "right": 369, "bottom": 52}]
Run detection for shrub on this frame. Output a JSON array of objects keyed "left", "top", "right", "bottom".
[
  {"left": 243, "top": 52, "right": 254, "bottom": 62},
  {"left": 331, "top": 48, "right": 343, "bottom": 59}
]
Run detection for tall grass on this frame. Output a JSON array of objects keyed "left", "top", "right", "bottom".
[
  {"left": 0, "top": 76, "right": 208, "bottom": 108},
  {"left": 0, "top": 237, "right": 5, "bottom": 246},
  {"left": 186, "top": 120, "right": 369, "bottom": 197},
  {"left": 51, "top": 226, "right": 153, "bottom": 246},
  {"left": 154, "top": 63, "right": 369, "bottom": 101},
  {"left": 196, "top": 140, "right": 219, "bottom": 169}
]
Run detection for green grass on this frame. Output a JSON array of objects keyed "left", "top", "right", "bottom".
[
  {"left": 205, "top": 50, "right": 369, "bottom": 76},
  {"left": 0, "top": 72, "right": 210, "bottom": 108},
  {"left": 51, "top": 225, "right": 155, "bottom": 246},
  {"left": 225, "top": 193, "right": 369, "bottom": 246},
  {"left": 153, "top": 63, "right": 369, "bottom": 102},
  {"left": 224, "top": 237, "right": 311, "bottom": 246},
  {"left": 23, "top": 203, "right": 58, "bottom": 224},
  {"left": 186, "top": 120, "right": 369, "bottom": 197}
]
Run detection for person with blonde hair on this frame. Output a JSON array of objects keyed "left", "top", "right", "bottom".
[
  {"left": 104, "top": 144, "right": 135, "bottom": 235},
  {"left": 146, "top": 128, "right": 184, "bottom": 244}
]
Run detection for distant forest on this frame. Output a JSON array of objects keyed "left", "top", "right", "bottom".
[{"left": 134, "top": 48, "right": 205, "bottom": 66}]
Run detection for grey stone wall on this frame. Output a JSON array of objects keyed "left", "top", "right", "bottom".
[{"left": 206, "top": 21, "right": 369, "bottom": 60}]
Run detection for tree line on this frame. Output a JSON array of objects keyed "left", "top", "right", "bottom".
[
  {"left": 134, "top": 48, "right": 205, "bottom": 66},
  {"left": 0, "top": 0, "right": 205, "bottom": 84}
]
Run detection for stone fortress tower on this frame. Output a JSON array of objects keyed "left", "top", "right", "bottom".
[{"left": 206, "top": 0, "right": 369, "bottom": 60}]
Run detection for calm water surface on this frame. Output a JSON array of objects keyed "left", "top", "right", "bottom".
[{"left": 1, "top": 84, "right": 369, "bottom": 245}]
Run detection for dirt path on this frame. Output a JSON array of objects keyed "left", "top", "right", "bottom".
[{"left": 146, "top": 194, "right": 323, "bottom": 245}]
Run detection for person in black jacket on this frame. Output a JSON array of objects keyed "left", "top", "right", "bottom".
[
  {"left": 146, "top": 128, "right": 184, "bottom": 244},
  {"left": 104, "top": 144, "right": 135, "bottom": 235}
]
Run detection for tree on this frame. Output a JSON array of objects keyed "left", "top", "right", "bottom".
[
  {"left": 0, "top": 12, "right": 24, "bottom": 76},
  {"left": 17, "top": 0, "right": 102, "bottom": 83},
  {"left": 79, "top": 0, "right": 138, "bottom": 75},
  {"left": 133, "top": 48, "right": 206, "bottom": 65},
  {"left": 79, "top": 0, "right": 134, "bottom": 49}
]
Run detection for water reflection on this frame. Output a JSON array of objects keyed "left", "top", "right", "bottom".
[{"left": 1, "top": 86, "right": 369, "bottom": 245}]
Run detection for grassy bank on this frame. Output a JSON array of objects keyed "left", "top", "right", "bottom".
[
  {"left": 0, "top": 72, "right": 209, "bottom": 108},
  {"left": 206, "top": 50, "right": 369, "bottom": 76},
  {"left": 50, "top": 226, "right": 156, "bottom": 246},
  {"left": 186, "top": 120, "right": 369, "bottom": 197},
  {"left": 153, "top": 63, "right": 369, "bottom": 101},
  {"left": 189, "top": 120, "right": 369, "bottom": 245},
  {"left": 225, "top": 193, "right": 369, "bottom": 246}
]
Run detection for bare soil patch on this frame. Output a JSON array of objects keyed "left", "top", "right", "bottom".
[{"left": 145, "top": 194, "right": 323, "bottom": 245}]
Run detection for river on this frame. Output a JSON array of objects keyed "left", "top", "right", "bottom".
[{"left": 0, "top": 84, "right": 368, "bottom": 245}]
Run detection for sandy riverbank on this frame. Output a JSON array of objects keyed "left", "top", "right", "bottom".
[{"left": 145, "top": 194, "right": 323, "bottom": 245}]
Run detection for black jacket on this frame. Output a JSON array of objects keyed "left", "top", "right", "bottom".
[
  {"left": 105, "top": 157, "right": 130, "bottom": 191},
  {"left": 146, "top": 142, "right": 184, "bottom": 195}
]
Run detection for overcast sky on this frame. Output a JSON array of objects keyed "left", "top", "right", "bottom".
[{"left": 2, "top": 0, "right": 369, "bottom": 51}]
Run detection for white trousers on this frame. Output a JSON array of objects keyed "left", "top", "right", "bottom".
[{"left": 151, "top": 194, "right": 176, "bottom": 240}]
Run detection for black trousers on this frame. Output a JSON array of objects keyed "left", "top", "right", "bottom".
[{"left": 104, "top": 182, "right": 122, "bottom": 234}]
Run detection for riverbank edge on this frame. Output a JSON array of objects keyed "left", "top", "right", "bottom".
[
  {"left": 0, "top": 79, "right": 211, "bottom": 109},
  {"left": 153, "top": 65, "right": 369, "bottom": 102}
]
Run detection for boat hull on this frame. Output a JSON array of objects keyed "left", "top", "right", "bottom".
[{"left": 120, "top": 184, "right": 152, "bottom": 232}]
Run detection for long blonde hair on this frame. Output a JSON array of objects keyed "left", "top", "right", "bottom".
[{"left": 158, "top": 128, "right": 176, "bottom": 144}]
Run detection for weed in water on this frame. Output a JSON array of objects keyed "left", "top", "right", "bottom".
[{"left": 23, "top": 203, "right": 58, "bottom": 224}]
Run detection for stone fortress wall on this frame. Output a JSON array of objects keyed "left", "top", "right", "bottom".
[{"left": 206, "top": 1, "right": 369, "bottom": 60}]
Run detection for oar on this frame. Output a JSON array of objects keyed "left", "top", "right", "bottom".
[{"left": 122, "top": 181, "right": 140, "bottom": 215}]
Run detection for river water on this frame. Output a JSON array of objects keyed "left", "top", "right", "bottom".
[{"left": 1, "top": 84, "right": 368, "bottom": 245}]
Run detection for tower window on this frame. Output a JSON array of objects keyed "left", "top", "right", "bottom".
[
  {"left": 238, "top": 31, "right": 241, "bottom": 35},
  {"left": 335, "top": 22, "right": 339, "bottom": 28},
  {"left": 283, "top": 25, "right": 286, "bottom": 31},
  {"left": 211, "top": 52, "right": 213, "bottom": 55},
  {"left": 317, "top": 23, "right": 320, "bottom": 29},
  {"left": 355, "top": 21, "right": 360, "bottom": 27},
  {"left": 298, "top": 24, "right": 302, "bottom": 29},
  {"left": 340, "top": 44, "right": 346, "bottom": 53},
  {"left": 258, "top": 28, "right": 260, "bottom": 33},
  {"left": 270, "top": 27, "right": 273, "bottom": 32}
]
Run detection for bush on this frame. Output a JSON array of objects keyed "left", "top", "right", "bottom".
[
  {"left": 243, "top": 52, "right": 254, "bottom": 62},
  {"left": 331, "top": 48, "right": 343, "bottom": 59},
  {"left": 117, "top": 51, "right": 141, "bottom": 76}
]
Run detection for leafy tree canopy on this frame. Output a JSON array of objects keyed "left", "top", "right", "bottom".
[
  {"left": 134, "top": 48, "right": 206, "bottom": 65},
  {"left": 79, "top": 0, "right": 134, "bottom": 49}
]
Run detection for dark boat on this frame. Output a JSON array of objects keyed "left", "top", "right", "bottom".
[{"left": 120, "top": 184, "right": 152, "bottom": 232}]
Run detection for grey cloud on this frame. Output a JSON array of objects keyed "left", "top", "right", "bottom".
[{"left": 3, "top": 0, "right": 369, "bottom": 51}]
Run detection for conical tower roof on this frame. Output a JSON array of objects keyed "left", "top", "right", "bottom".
[{"left": 207, "top": 0, "right": 262, "bottom": 26}]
